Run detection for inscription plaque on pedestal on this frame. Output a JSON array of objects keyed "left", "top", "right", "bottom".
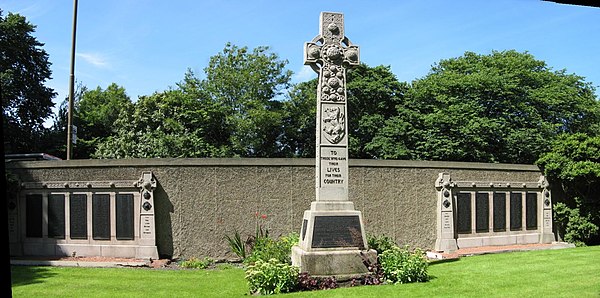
[
  {"left": 26, "top": 194, "right": 43, "bottom": 238},
  {"left": 526, "top": 192, "right": 537, "bottom": 230},
  {"left": 311, "top": 216, "right": 364, "bottom": 248},
  {"left": 116, "top": 194, "right": 134, "bottom": 240},
  {"left": 48, "top": 194, "right": 65, "bottom": 239},
  {"left": 456, "top": 192, "right": 472, "bottom": 234},
  {"left": 70, "top": 194, "right": 88, "bottom": 239},
  {"left": 510, "top": 192, "right": 522, "bottom": 231},
  {"left": 476, "top": 192, "right": 489, "bottom": 233},
  {"left": 92, "top": 194, "right": 111, "bottom": 240},
  {"left": 493, "top": 192, "right": 506, "bottom": 232}
]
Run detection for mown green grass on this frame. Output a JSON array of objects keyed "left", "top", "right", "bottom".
[{"left": 11, "top": 246, "right": 600, "bottom": 297}]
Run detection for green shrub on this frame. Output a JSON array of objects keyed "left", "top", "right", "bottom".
[
  {"left": 367, "top": 234, "right": 397, "bottom": 254},
  {"left": 379, "top": 246, "right": 429, "bottom": 284},
  {"left": 244, "top": 232, "right": 299, "bottom": 265},
  {"left": 536, "top": 133, "right": 600, "bottom": 245},
  {"left": 554, "top": 202, "right": 599, "bottom": 246},
  {"left": 179, "top": 257, "right": 213, "bottom": 269},
  {"left": 245, "top": 258, "right": 299, "bottom": 295}
]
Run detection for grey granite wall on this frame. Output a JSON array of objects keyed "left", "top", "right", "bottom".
[{"left": 7, "top": 158, "right": 542, "bottom": 259}]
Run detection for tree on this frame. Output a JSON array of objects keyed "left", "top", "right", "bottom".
[
  {"left": 1, "top": 11, "right": 56, "bottom": 153},
  {"left": 282, "top": 64, "right": 408, "bottom": 158},
  {"left": 281, "top": 79, "right": 317, "bottom": 157},
  {"left": 202, "top": 43, "right": 292, "bottom": 157},
  {"left": 346, "top": 64, "right": 409, "bottom": 158},
  {"left": 41, "top": 82, "right": 87, "bottom": 159},
  {"left": 371, "top": 50, "right": 600, "bottom": 163},
  {"left": 94, "top": 74, "right": 227, "bottom": 158},
  {"left": 536, "top": 133, "right": 600, "bottom": 245},
  {"left": 75, "top": 83, "right": 133, "bottom": 158},
  {"left": 95, "top": 43, "right": 294, "bottom": 159}
]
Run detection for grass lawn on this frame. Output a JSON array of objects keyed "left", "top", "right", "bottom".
[{"left": 11, "top": 246, "right": 600, "bottom": 297}]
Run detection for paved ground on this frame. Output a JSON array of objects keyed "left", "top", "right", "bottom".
[
  {"left": 10, "top": 256, "right": 154, "bottom": 268},
  {"left": 11, "top": 242, "right": 575, "bottom": 268},
  {"left": 426, "top": 242, "right": 575, "bottom": 260}
]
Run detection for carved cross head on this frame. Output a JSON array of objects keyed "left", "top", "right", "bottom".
[{"left": 304, "top": 12, "right": 360, "bottom": 73}]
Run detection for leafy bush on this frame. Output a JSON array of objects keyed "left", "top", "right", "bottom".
[
  {"left": 378, "top": 246, "right": 429, "bottom": 284},
  {"left": 367, "top": 234, "right": 397, "bottom": 254},
  {"left": 554, "top": 202, "right": 599, "bottom": 246},
  {"left": 537, "top": 133, "right": 600, "bottom": 245},
  {"left": 244, "top": 232, "right": 299, "bottom": 265},
  {"left": 179, "top": 257, "right": 213, "bottom": 269},
  {"left": 245, "top": 259, "right": 299, "bottom": 295}
]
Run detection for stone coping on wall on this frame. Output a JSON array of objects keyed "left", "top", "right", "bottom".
[{"left": 6, "top": 158, "right": 540, "bottom": 172}]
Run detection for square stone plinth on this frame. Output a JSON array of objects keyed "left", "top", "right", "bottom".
[{"left": 292, "top": 246, "right": 377, "bottom": 277}]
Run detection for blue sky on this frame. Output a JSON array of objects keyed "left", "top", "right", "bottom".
[{"left": 3, "top": 0, "right": 599, "bottom": 125}]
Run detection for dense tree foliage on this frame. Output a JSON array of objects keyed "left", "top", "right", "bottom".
[
  {"left": 282, "top": 64, "right": 408, "bottom": 158},
  {"left": 347, "top": 64, "right": 409, "bottom": 158},
  {"left": 537, "top": 133, "right": 600, "bottom": 245},
  {"left": 95, "top": 80, "right": 226, "bottom": 158},
  {"left": 75, "top": 83, "right": 133, "bottom": 158},
  {"left": 1, "top": 11, "right": 55, "bottom": 153},
  {"left": 370, "top": 50, "right": 600, "bottom": 163},
  {"left": 44, "top": 83, "right": 132, "bottom": 159},
  {"left": 42, "top": 82, "right": 87, "bottom": 159},
  {"left": 202, "top": 43, "right": 292, "bottom": 157},
  {"left": 96, "top": 44, "right": 294, "bottom": 158},
  {"left": 281, "top": 79, "right": 317, "bottom": 157}
]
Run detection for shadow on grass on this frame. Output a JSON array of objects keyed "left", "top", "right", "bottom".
[
  {"left": 429, "top": 258, "right": 460, "bottom": 266},
  {"left": 11, "top": 266, "right": 57, "bottom": 287}
]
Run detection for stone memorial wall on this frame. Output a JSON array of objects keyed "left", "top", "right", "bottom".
[
  {"left": 434, "top": 173, "right": 554, "bottom": 252},
  {"left": 6, "top": 158, "right": 553, "bottom": 259},
  {"left": 7, "top": 170, "right": 158, "bottom": 259}
]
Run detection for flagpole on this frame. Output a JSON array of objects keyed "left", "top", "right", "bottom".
[{"left": 66, "top": 0, "right": 78, "bottom": 160}]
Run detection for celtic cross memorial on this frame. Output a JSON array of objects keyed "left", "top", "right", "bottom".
[
  {"left": 292, "top": 12, "right": 376, "bottom": 277},
  {"left": 306, "top": 12, "right": 359, "bottom": 201}
]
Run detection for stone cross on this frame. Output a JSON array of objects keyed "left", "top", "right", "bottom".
[
  {"left": 292, "top": 12, "right": 376, "bottom": 277},
  {"left": 304, "top": 12, "right": 359, "bottom": 202}
]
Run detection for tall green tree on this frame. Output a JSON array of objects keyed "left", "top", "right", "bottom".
[
  {"left": 282, "top": 64, "right": 408, "bottom": 158},
  {"left": 371, "top": 50, "right": 600, "bottom": 163},
  {"left": 202, "top": 43, "right": 292, "bottom": 157},
  {"left": 1, "top": 11, "right": 55, "bottom": 153},
  {"left": 537, "top": 133, "right": 600, "bottom": 245},
  {"left": 281, "top": 79, "right": 317, "bottom": 157},
  {"left": 75, "top": 83, "right": 133, "bottom": 158},
  {"left": 347, "top": 64, "right": 409, "bottom": 158},
  {"left": 41, "top": 82, "right": 87, "bottom": 159},
  {"left": 94, "top": 75, "right": 227, "bottom": 158}
]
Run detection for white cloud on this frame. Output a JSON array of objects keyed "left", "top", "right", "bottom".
[
  {"left": 292, "top": 65, "right": 317, "bottom": 83},
  {"left": 76, "top": 52, "right": 110, "bottom": 68}
]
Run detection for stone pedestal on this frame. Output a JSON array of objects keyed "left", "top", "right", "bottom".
[
  {"left": 292, "top": 246, "right": 377, "bottom": 278},
  {"left": 292, "top": 201, "right": 376, "bottom": 276}
]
